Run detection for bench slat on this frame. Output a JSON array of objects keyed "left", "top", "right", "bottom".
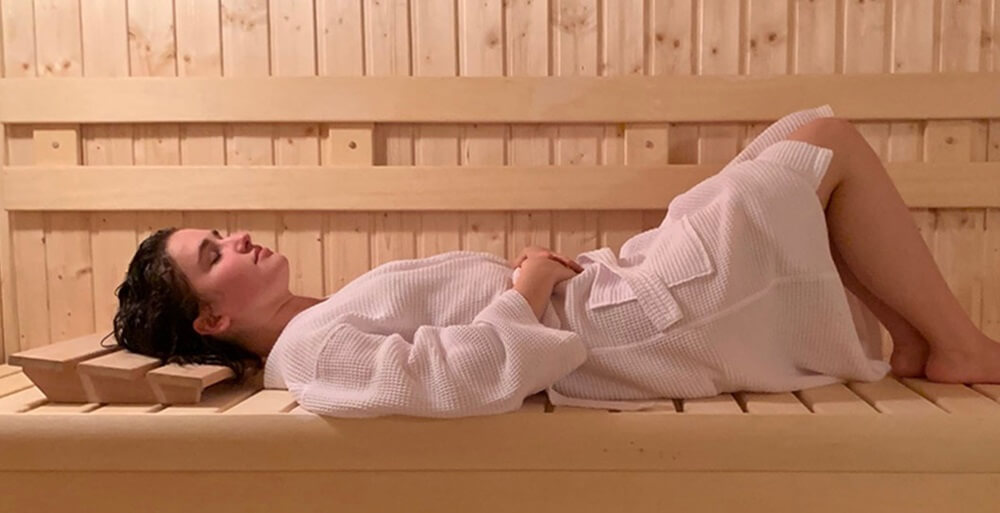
[
  {"left": 899, "top": 378, "right": 1000, "bottom": 415},
  {"left": 25, "top": 402, "right": 101, "bottom": 414},
  {"left": 224, "top": 390, "right": 298, "bottom": 414},
  {"left": 77, "top": 350, "right": 161, "bottom": 380},
  {"left": 970, "top": 383, "right": 1000, "bottom": 403},
  {"left": 8, "top": 333, "right": 119, "bottom": 372},
  {"left": 681, "top": 394, "right": 743, "bottom": 414},
  {"left": 737, "top": 392, "right": 811, "bottom": 415},
  {"left": 156, "top": 380, "right": 262, "bottom": 415},
  {"left": 89, "top": 404, "right": 164, "bottom": 415},
  {"left": 0, "top": 372, "right": 32, "bottom": 399},
  {"left": 796, "top": 383, "right": 879, "bottom": 415},
  {"left": 847, "top": 376, "right": 944, "bottom": 414},
  {"left": 0, "top": 364, "right": 23, "bottom": 379},
  {"left": 0, "top": 387, "right": 47, "bottom": 413}
]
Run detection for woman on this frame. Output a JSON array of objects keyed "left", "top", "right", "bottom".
[{"left": 110, "top": 105, "right": 1000, "bottom": 418}]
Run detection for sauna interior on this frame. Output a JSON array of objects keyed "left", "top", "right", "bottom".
[{"left": 1, "top": 1, "right": 1000, "bottom": 512}]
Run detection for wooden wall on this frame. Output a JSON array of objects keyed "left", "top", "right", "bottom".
[{"left": 0, "top": 0, "right": 998, "bottom": 365}]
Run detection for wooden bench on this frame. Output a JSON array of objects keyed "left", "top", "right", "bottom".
[
  {"left": 3, "top": 362, "right": 1000, "bottom": 511},
  {"left": 8, "top": 333, "right": 242, "bottom": 404}
]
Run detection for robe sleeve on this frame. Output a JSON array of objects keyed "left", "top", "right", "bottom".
[{"left": 297, "top": 289, "right": 588, "bottom": 418}]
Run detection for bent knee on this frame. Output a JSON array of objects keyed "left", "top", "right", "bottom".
[{"left": 784, "top": 117, "right": 855, "bottom": 147}]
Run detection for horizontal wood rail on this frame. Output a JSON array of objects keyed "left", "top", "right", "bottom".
[
  {"left": 0, "top": 73, "right": 996, "bottom": 123},
  {"left": 3, "top": 162, "right": 1000, "bottom": 210}
]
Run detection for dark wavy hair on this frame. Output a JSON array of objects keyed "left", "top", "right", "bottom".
[{"left": 102, "top": 227, "right": 263, "bottom": 385}]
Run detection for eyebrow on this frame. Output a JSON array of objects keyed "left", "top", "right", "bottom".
[{"left": 198, "top": 229, "right": 223, "bottom": 270}]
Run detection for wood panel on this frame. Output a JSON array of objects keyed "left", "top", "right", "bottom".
[
  {"left": 507, "top": 0, "right": 554, "bottom": 263},
  {"left": 459, "top": 0, "right": 508, "bottom": 259},
  {"left": 318, "top": 0, "right": 372, "bottom": 295},
  {"left": 3, "top": 471, "right": 999, "bottom": 513},
  {"left": 177, "top": 0, "right": 230, "bottom": 236},
  {"left": 366, "top": 0, "right": 418, "bottom": 267},
  {"left": 222, "top": 0, "right": 277, "bottom": 255},
  {"left": 271, "top": 0, "right": 324, "bottom": 299}
]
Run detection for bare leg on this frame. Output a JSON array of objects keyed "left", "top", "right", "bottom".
[
  {"left": 785, "top": 118, "right": 1000, "bottom": 384},
  {"left": 828, "top": 240, "right": 930, "bottom": 377}
]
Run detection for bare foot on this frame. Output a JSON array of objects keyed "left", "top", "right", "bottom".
[
  {"left": 925, "top": 336, "right": 1000, "bottom": 384},
  {"left": 889, "top": 338, "right": 930, "bottom": 378}
]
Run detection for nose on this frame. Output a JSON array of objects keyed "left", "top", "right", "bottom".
[{"left": 234, "top": 232, "right": 253, "bottom": 252}]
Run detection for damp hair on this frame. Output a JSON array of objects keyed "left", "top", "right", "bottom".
[{"left": 104, "top": 227, "right": 263, "bottom": 385}]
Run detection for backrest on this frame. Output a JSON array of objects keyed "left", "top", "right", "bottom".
[{"left": 0, "top": 72, "right": 997, "bottom": 365}]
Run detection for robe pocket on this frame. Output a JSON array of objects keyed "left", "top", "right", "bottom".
[{"left": 649, "top": 215, "right": 715, "bottom": 288}]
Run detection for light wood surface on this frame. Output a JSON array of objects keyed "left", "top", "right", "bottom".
[{"left": 0, "top": 73, "right": 997, "bottom": 123}]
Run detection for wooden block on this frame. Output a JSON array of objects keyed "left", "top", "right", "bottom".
[
  {"left": 157, "top": 377, "right": 263, "bottom": 414},
  {"left": 146, "top": 363, "right": 236, "bottom": 404},
  {"left": 77, "top": 350, "right": 162, "bottom": 403},
  {"left": 327, "top": 124, "right": 374, "bottom": 165},
  {"left": 32, "top": 126, "right": 80, "bottom": 165},
  {"left": 8, "top": 333, "right": 120, "bottom": 402}
]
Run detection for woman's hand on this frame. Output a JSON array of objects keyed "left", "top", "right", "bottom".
[
  {"left": 513, "top": 256, "right": 582, "bottom": 320},
  {"left": 510, "top": 246, "right": 583, "bottom": 273},
  {"left": 518, "top": 255, "right": 582, "bottom": 285}
]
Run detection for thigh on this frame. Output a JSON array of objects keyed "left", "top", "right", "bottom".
[{"left": 781, "top": 117, "right": 856, "bottom": 212}]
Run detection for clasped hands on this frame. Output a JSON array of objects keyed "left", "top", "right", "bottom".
[{"left": 509, "top": 246, "right": 584, "bottom": 286}]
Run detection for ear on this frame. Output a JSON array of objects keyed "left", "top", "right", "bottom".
[{"left": 193, "top": 304, "right": 231, "bottom": 337}]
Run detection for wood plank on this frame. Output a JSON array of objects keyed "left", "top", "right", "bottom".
[
  {"left": 6, "top": 413, "right": 1000, "bottom": 472},
  {"left": 175, "top": 0, "right": 230, "bottom": 251},
  {"left": 847, "top": 376, "right": 945, "bottom": 414},
  {"left": 10, "top": 161, "right": 998, "bottom": 211},
  {"left": 795, "top": 383, "right": 879, "bottom": 415},
  {"left": 270, "top": 0, "right": 324, "bottom": 301},
  {"left": 156, "top": 379, "right": 261, "bottom": 415},
  {"left": 736, "top": 392, "right": 811, "bottom": 415},
  {"left": 680, "top": 393, "right": 743, "bottom": 414},
  {"left": 0, "top": 386, "right": 46, "bottom": 413},
  {"left": 365, "top": 0, "right": 419, "bottom": 270},
  {"left": 3, "top": 74, "right": 997, "bottom": 124},
  {"left": 7, "top": 332, "right": 118, "bottom": 372},
  {"left": 25, "top": 402, "right": 101, "bottom": 414},
  {"left": 899, "top": 378, "right": 1000, "bottom": 415},
  {"left": 89, "top": 403, "right": 163, "bottom": 415},
  {"left": 0, "top": 371, "right": 32, "bottom": 398},
  {"left": 458, "top": 0, "right": 507, "bottom": 259},
  {"left": 2, "top": 471, "right": 1000, "bottom": 513},
  {"left": 0, "top": 363, "right": 22, "bottom": 378},
  {"left": 1, "top": 0, "right": 39, "bottom": 361},
  {"left": 224, "top": 389, "right": 297, "bottom": 414},
  {"left": 146, "top": 363, "right": 234, "bottom": 389}
]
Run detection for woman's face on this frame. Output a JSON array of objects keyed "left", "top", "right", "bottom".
[{"left": 165, "top": 228, "right": 290, "bottom": 337}]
